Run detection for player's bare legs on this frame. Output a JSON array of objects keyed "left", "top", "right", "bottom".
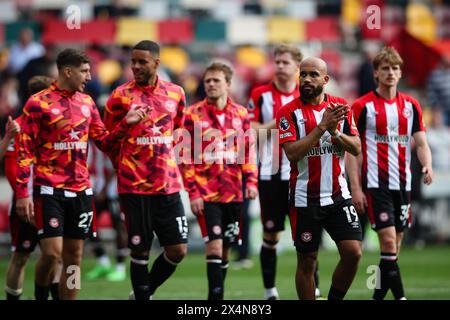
[
  {"left": 330, "top": 240, "right": 362, "bottom": 299},
  {"left": 296, "top": 251, "right": 318, "bottom": 300},
  {"left": 59, "top": 238, "right": 84, "bottom": 300},
  {"left": 5, "top": 252, "right": 30, "bottom": 299},
  {"left": 35, "top": 237, "right": 62, "bottom": 300}
]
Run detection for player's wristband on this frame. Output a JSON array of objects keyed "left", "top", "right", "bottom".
[{"left": 333, "top": 130, "right": 342, "bottom": 139}]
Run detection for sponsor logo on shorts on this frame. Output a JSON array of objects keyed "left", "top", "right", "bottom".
[
  {"left": 22, "top": 240, "right": 31, "bottom": 249},
  {"left": 301, "top": 232, "right": 312, "bottom": 242},
  {"left": 212, "top": 225, "right": 222, "bottom": 235},
  {"left": 49, "top": 218, "right": 59, "bottom": 228},
  {"left": 379, "top": 212, "right": 389, "bottom": 222},
  {"left": 131, "top": 235, "right": 141, "bottom": 245}
]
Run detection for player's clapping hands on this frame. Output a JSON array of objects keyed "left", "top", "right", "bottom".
[{"left": 5, "top": 116, "right": 20, "bottom": 139}]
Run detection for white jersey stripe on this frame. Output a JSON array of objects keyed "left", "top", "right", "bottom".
[
  {"left": 294, "top": 109, "right": 308, "bottom": 207},
  {"left": 261, "top": 92, "right": 274, "bottom": 123},
  {"left": 386, "top": 102, "right": 400, "bottom": 190},
  {"left": 365, "top": 102, "right": 379, "bottom": 188},
  {"left": 404, "top": 101, "right": 414, "bottom": 191},
  {"left": 312, "top": 109, "right": 334, "bottom": 206},
  {"left": 337, "top": 121, "right": 352, "bottom": 200}
]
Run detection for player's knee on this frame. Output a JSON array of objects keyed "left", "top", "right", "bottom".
[
  {"left": 380, "top": 238, "right": 397, "bottom": 253},
  {"left": 342, "top": 247, "right": 362, "bottom": 265},
  {"left": 298, "top": 253, "right": 317, "bottom": 274},
  {"left": 41, "top": 252, "right": 61, "bottom": 265},
  {"left": 11, "top": 253, "right": 30, "bottom": 268},
  {"left": 165, "top": 246, "right": 187, "bottom": 263}
]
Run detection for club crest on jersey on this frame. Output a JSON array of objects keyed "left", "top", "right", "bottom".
[
  {"left": 165, "top": 100, "right": 177, "bottom": 112},
  {"left": 232, "top": 118, "right": 242, "bottom": 130},
  {"left": 301, "top": 232, "right": 312, "bottom": 242},
  {"left": 402, "top": 108, "right": 412, "bottom": 119},
  {"left": 49, "top": 218, "right": 59, "bottom": 228},
  {"left": 51, "top": 108, "right": 61, "bottom": 115},
  {"left": 379, "top": 212, "right": 389, "bottom": 222},
  {"left": 81, "top": 105, "right": 91, "bottom": 117},
  {"left": 279, "top": 117, "right": 290, "bottom": 131}
]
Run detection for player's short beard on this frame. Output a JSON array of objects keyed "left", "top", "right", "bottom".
[{"left": 300, "top": 84, "right": 323, "bottom": 100}]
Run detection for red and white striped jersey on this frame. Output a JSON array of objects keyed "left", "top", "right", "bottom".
[
  {"left": 248, "top": 82, "right": 299, "bottom": 181},
  {"left": 277, "top": 95, "right": 358, "bottom": 207},
  {"left": 352, "top": 91, "right": 426, "bottom": 191}
]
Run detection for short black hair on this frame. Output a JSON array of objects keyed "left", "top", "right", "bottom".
[
  {"left": 133, "top": 40, "right": 160, "bottom": 58},
  {"left": 56, "top": 48, "right": 90, "bottom": 70}
]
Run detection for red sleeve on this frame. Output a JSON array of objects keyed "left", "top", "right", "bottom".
[
  {"left": 174, "top": 87, "right": 186, "bottom": 130},
  {"left": 179, "top": 107, "right": 202, "bottom": 200},
  {"left": 16, "top": 98, "right": 41, "bottom": 199},
  {"left": 276, "top": 104, "right": 297, "bottom": 145},
  {"left": 90, "top": 103, "right": 128, "bottom": 153},
  {"left": 241, "top": 109, "right": 258, "bottom": 190},
  {"left": 247, "top": 89, "right": 261, "bottom": 122},
  {"left": 103, "top": 89, "right": 129, "bottom": 167},
  {"left": 351, "top": 99, "right": 364, "bottom": 127},
  {"left": 4, "top": 152, "right": 17, "bottom": 192}
]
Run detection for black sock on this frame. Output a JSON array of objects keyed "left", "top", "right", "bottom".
[
  {"left": 117, "top": 248, "right": 127, "bottom": 264},
  {"left": 6, "top": 288, "right": 22, "bottom": 300},
  {"left": 148, "top": 253, "right": 178, "bottom": 296},
  {"left": 373, "top": 252, "right": 395, "bottom": 300},
  {"left": 130, "top": 254, "right": 150, "bottom": 300},
  {"left": 207, "top": 255, "right": 223, "bottom": 300},
  {"left": 328, "top": 286, "right": 346, "bottom": 300},
  {"left": 34, "top": 283, "right": 50, "bottom": 300},
  {"left": 221, "top": 260, "right": 229, "bottom": 281},
  {"left": 92, "top": 239, "right": 106, "bottom": 258},
  {"left": 260, "top": 239, "right": 277, "bottom": 289},
  {"left": 50, "top": 283, "right": 59, "bottom": 300},
  {"left": 314, "top": 261, "right": 320, "bottom": 289},
  {"left": 390, "top": 259, "right": 405, "bottom": 299}
]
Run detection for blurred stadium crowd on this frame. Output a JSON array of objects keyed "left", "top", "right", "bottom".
[{"left": 0, "top": 0, "right": 450, "bottom": 247}]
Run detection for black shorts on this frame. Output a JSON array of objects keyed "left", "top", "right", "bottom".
[
  {"left": 120, "top": 192, "right": 188, "bottom": 251},
  {"left": 259, "top": 180, "right": 289, "bottom": 232},
  {"left": 199, "top": 202, "right": 242, "bottom": 245},
  {"left": 291, "top": 199, "right": 362, "bottom": 253},
  {"left": 33, "top": 186, "right": 95, "bottom": 240},
  {"left": 366, "top": 188, "right": 411, "bottom": 232},
  {"left": 9, "top": 198, "right": 38, "bottom": 253}
]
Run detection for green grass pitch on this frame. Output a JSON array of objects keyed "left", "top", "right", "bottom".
[{"left": 1, "top": 245, "right": 449, "bottom": 300}]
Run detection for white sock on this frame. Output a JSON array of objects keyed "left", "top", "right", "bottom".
[
  {"left": 115, "top": 263, "right": 126, "bottom": 273},
  {"left": 98, "top": 255, "right": 111, "bottom": 267},
  {"left": 315, "top": 287, "right": 321, "bottom": 297},
  {"left": 264, "top": 287, "right": 279, "bottom": 299},
  {"left": 5, "top": 286, "right": 23, "bottom": 296}
]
